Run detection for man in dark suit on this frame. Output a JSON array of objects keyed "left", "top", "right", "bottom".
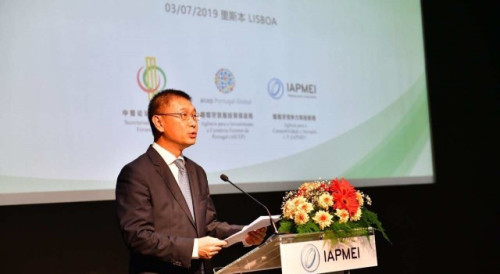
[{"left": 116, "top": 89, "right": 266, "bottom": 273}]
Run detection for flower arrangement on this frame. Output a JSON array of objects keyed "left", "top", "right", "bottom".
[{"left": 278, "top": 177, "right": 390, "bottom": 243}]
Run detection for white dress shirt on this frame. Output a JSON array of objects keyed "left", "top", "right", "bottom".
[{"left": 152, "top": 142, "right": 199, "bottom": 258}]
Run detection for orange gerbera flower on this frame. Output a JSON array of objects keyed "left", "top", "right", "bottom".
[
  {"left": 329, "top": 178, "right": 356, "bottom": 195},
  {"left": 330, "top": 178, "right": 359, "bottom": 216}
]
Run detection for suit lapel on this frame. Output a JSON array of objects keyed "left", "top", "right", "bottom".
[
  {"left": 185, "top": 159, "right": 204, "bottom": 235},
  {"left": 146, "top": 146, "right": 196, "bottom": 227}
]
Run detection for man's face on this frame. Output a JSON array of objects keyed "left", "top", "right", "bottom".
[{"left": 155, "top": 95, "right": 198, "bottom": 154}]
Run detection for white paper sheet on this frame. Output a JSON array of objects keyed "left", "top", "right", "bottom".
[{"left": 224, "top": 215, "right": 281, "bottom": 247}]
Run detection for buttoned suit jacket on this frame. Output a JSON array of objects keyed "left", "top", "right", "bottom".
[{"left": 116, "top": 146, "right": 242, "bottom": 273}]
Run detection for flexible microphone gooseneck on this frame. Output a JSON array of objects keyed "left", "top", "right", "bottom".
[{"left": 220, "top": 174, "right": 279, "bottom": 235}]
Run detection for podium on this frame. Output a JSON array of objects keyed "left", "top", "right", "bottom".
[{"left": 214, "top": 228, "right": 377, "bottom": 274}]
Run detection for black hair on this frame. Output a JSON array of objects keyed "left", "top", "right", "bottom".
[{"left": 147, "top": 89, "right": 192, "bottom": 139}]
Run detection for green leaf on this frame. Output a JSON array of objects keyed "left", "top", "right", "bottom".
[
  {"left": 296, "top": 221, "right": 320, "bottom": 234},
  {"left": 278, "top": 219, "right": 295, "bottom": 233},
  {"left": 360, "top": 209, "right": 391, "bottom": 244}
]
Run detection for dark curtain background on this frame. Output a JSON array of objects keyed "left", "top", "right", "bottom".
[{"left": 0, "top": 1, "right": 498, "bottom": 273}]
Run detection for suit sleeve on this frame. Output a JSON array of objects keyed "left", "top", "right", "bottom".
[
  {"left": 205, "top": 197, "right": 244, "bottom": 239},
  {"left": 115, "top": 163, "right": 194, "bottom": 268},
  {"left": 193, "top": 166, "right": 244, "bottom": 239}
]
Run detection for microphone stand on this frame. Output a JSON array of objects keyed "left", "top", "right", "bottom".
[{"left": 220, "top": 174, "right": 279, "bottom": 235}]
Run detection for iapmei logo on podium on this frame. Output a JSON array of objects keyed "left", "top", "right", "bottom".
[
  {"left": 301, "top": 244, "right": 320, "bottom": 273},
  {"left": 136, "top": 56, "right": 167, "bottom": 100}
]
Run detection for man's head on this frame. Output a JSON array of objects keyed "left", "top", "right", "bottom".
[{"left": 148, "top": 89, "right": 199, "bottom": 156}]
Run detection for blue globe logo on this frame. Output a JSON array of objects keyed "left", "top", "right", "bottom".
[
  {"left": 267, "top": 78, "right": 284, "bottom": 99},
  {"left": 215, "top": 68, "right": 236, "bottom": 94}
]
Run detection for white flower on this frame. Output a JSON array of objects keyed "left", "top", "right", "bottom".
[
  {"left": 312, "top": 210, "right": 333, "bottom": 230},
  {"left": 283, "top": 200, "right": 295, "bottom": 219},
  {"left": 356, "top": 191, "right": 364, "bottom": 207},
  {"left": 292, "top": 196, "right": 307, "bottom": 207},
  {"left": 335, "top": 209, "right": 349, "bottom": 224},
  {"left": 297, "top": 201, "right": 314, "bottom": 214},
  {"left": 350, "top": 208, "right": 362, "bottom": 221},
  {"left": 283, "top": 196, "right": 308, "bottom": 219},
  {"left": 317, "top": 193, "right": 334, "bottom": 209},
  {"left": 365, "top": 195, "right": 372, "bottom": 206},
  {"left": 294, "top": 211, "right": 309, "bottom": 225}
]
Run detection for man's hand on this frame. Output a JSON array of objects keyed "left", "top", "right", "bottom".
[
  {"left": 244, "top": 227, "right": 267, "bottom": 246},
  {"left": 198, "top": 236, "right": 227, "bottom": 259}
]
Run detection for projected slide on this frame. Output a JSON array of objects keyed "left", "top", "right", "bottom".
[{"left": 0, "top": 0, "right": 432, "bottom": 205}]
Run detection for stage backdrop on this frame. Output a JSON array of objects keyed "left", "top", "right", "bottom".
[{"left": 0, "top": 0, "right": 433, "bottom": 205}]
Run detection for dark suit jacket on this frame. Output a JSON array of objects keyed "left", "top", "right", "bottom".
[{"left": 116, "top": 146, "right": 243, "bottom": 274}]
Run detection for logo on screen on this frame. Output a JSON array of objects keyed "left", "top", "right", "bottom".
[
  {"left": 137, "top": 56, "right": 167, "bottom": 100},
  {"left": 301, "top": 244, "right": 321, "bottom": 272},
  {"left": 214, "top": 68, "right": 235, "bottom": 94},
  {"left": 267, "top": 78, "right": 284, "bottom": 99}
]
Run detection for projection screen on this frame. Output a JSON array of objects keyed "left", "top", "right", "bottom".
[{"left": 0, "top": 0, "right": 433, "bottom": 205}]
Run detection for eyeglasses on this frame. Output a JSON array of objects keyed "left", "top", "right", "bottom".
[{"left": 155, "top": 112, "right": 200, "bottom": 121}]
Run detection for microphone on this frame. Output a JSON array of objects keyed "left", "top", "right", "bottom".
[{"left": 220, "top": 174, "right": 279, "bottom": 235}]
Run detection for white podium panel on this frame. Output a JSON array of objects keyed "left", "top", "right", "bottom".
[
  {"left": 215, "top": 229, "right": 377, "bottom": 274},
  {"left": 280, "top": 233, "right": 377, "bottom": 273}
]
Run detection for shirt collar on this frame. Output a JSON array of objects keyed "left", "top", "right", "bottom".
[{"left": 152, "top": 142, "right": 184, "bottom": 165}]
